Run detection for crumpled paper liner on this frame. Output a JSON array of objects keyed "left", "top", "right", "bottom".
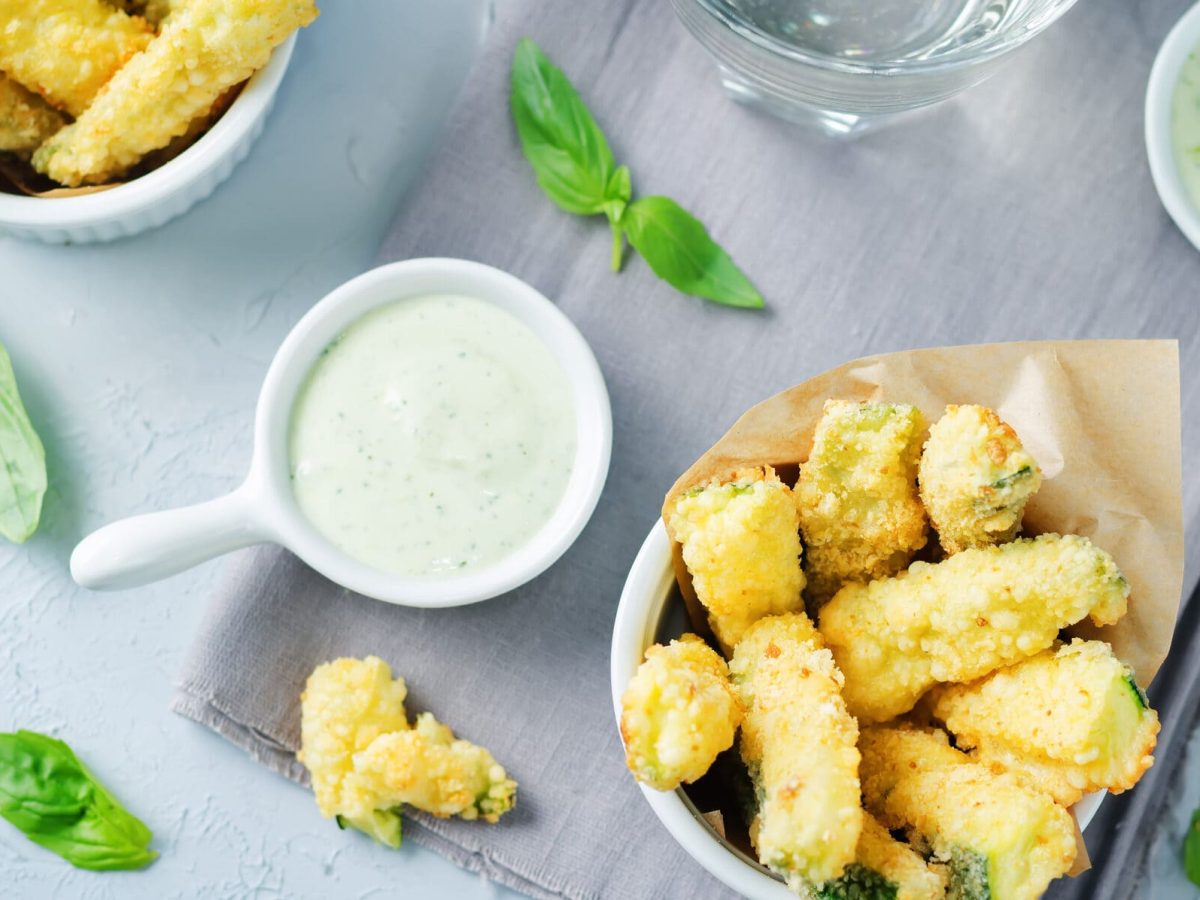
[{"left": 660, "top": 339, "right": 1184, "bottom": 877}]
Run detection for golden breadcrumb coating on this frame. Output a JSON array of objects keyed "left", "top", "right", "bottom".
[
  {"left": 919, "top": 405, "right": 1042, "bottom": 554},
  {"left": 0, "top": 0, "right": 152, "bottom": 116},
  {"left": 620, "top": 634, "right": 742, "bottom": 791},
  {"left": 930, "top": 639, "right": 1158, "bottom": 805},
  {"left": 669, "top": 467, "right": 805, "bottom": 654},
  {"left": 818, "top": 533, "right": 1130, "bottom": 722},
  {"left": 860, "top": 726, "right": 1076, "bottom": 900},
  {"left": 795, "top": 400, "right": 927, "bottom": 605},
  {"left": 353, "top": 713, "right": 516, "bottom": 824},
  {"left": 33, "top": 0, "right": 319, "bottom": 186},
  {"left": 297, "top": 655, "right": 410, "bottom": 820},
  {"left": 821, "top": 812, "right": 948, "bottom": 900},
  {"left": 298, "top": 656, "right": 515, "bottom": 847},
  {"left": 0, "top": 73, "right": 66, "bottom": 155},
  {"left": 730, "top": 614, "right": 861, "bottom": 890}
]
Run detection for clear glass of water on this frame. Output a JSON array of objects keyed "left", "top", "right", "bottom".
[{"left": 672, "top": 0, "right": 1081, "bottom": 136}]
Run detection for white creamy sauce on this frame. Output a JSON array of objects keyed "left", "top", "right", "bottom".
[{"left": 288, "top": 294, "right": 577, "bottom": 577}]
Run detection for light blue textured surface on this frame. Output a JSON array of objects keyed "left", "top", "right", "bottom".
[{"left": 0, "top": 2, "right": 521, "bottom": 896}]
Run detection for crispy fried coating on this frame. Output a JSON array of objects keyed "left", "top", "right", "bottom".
[
  {"left": 730, "top": 614, "right": 861, "bottom": 889},
  {"left": 929, "top": 639, "right": 1158, "bottom": 805},
  {"left": 353, "top": 713, "right": 517, "bottom": 824},
  {"left": 818, "top": 533, "right": 1130, "bottom": 722},
  {"left": 919, "top": 405, "right": 1042, "bottom": 554},
  {"left": 297, "top": 656, "right": 410, "bottom": 821},
  {"left": 620, "top": 635, "right": 742, "bottom": 791},
  {"left": 795, "top": 400, "right": 927, "bottom": 605},
  {"left": 669, "top": 467, "right": 806, "bottom": 654},
  {"left": 33, "top": 0, "right": 319, "bottom": 186},
  {"left": 0, "top": 0, "right": 152, "bottom": 116},
  {"left": 812, "top": 812, "right": 948, "bottom": 900},
  {"left": 859, "top": 726, "right": 1076, "bottom": 900},
  {"left": 298, "top": 656, "right": 515, "bottom": 848},
  {"left": 0, "top": 73, "right": 66, "bottom": 155}
]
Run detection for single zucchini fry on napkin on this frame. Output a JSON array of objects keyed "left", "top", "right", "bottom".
[
  {"left": 668, "top": 467, "right": 805, "bottom": 654},
  {"left": 0, "top": 0, "right": 151, "bottom": 116},
  {"left": 33, "top": 0, "right": 319, "bottom": 186},
  {"left": 298, "top": 656, "right": 515, "bottom": 847},
  {"left": 819, "top": 533, "right": 1130, "bottom": 722},
  {"left": 795, "top": 400, "right": 927, "bottom": 605},
  {"left": 729, "top": 613, "right": 861, "bottom": 892},
  {"left": 0, "top": 74, "right": 66, "bottom": 156},
  {"left": 620, "top": 635, "right": 742, "bottom": 791},
  {"left": 929, "top": 639, "right": 1159, "bottom": 805},
  {"left": 919, "top": 404, "right": 1042, "bottom": 554},
  {"left": 859, "top": 726, "right": 1076, "bottom": 900}
]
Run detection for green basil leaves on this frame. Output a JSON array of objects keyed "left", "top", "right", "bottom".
[
  {"left": 0, "top": 342, "right": 46, "bottom": 543},
  {"left": 510, "top": 39, "right": 763, "bottom": 309},
  {"left": 0, "top": 731, "right": 157, "bottom": 871},
  {"left": 1185, "top": 807, "right": 1200, "bottom": 887}
]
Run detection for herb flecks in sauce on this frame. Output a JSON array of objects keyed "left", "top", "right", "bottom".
[{"left": 288, "top": 295, "right": 576, "bottom": 577}]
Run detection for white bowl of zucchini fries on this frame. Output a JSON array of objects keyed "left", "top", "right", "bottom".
[
  {"left": 0, "top": 0, "right": 319, "bottom": 244},
  {"left": 612, "top": 399, "right": 1156, "bottom": 900}
]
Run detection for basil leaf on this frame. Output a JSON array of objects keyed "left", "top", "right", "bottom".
[
  {"left": 510, "top": 37, "right": 617, "bottom": 216},
  {"left": 0, "top": 731, "right": 156, "bottom": 871},
  {"left": 621, "top": 196, "right": 764, "bottom": 308},
  {"left": 1185, "top": 808, "right": 1200, "bottom": 887},
  {"left": 0, "top": 342, "right": 46, "bottom": 543}
]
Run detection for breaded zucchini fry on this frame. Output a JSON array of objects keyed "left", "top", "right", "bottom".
[
  {"left": 860, "top": 726, "right": 1076, "bottom": 900},
  {"left": 297, "top": 656, "right": 411, "bottom": 845},
  {"left": 795, "top": 400, "right": 927, "bottom": 605},
  {"left": 818, "top": 533, "right": 1130, "bottom": 722},
  {"left": 33, "top": 0, "right": 319, "bottom": 186},
  {"left": 929, "top": 639, "right": 1159, "bottom": 805},
  {"left": 730, "top": 614, "right": 861, "bottom": 890},
  {"left": 0, "top": 74, "right": 66, "bottom": 155},
  {"left": 620, "top": 635, "right": 742, "bottom": 791},
  {"left": 353, "top": 713, "right": 517, "bottom": 824},
  {"left": 919, "top": 405, "right": 1042, "bottom": 554},
  {"left": 669, "top": 467, "right": 805, "bottom": 654},
  {"left": 0, "top": 0, "right": 152, "bottom": 116},
  {"left": 298, "top": 655, "right": 515, "bottom": 848},
  {"left": 812, "top": 812, "right": 948, "bottom": 900}
]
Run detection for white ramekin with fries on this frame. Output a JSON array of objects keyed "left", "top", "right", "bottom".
[
  {"left": 610, "top": 520, "right": 1106, "bottom": 900},
  {"left": 0, "top": 34, "right": 295, "bottom": 244}
]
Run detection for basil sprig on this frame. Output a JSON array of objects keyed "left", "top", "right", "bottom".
[
  {"left": 1185, "top": 808, "right": 1200, "bottom": 887},
  {"left": 0, "top": 341, "right": 46, "bottom": 543},
  {"left": 0, "top": 731, "right": 157, "bottom": 871},
  {"left": 510, "top": 38, "right": 764, "bottom": 309}
]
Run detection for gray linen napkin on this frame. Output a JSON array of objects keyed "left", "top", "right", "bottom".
[{"left": 175, "top": 0, "right": 1200, "bottom": 897}]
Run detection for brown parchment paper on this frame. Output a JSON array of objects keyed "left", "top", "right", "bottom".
[
  {"left": 661, "top": 340, "right": 1183, "bottom": 876},
  {"left": 663, "top": 339, "right": 1183, "bottom": 685}
]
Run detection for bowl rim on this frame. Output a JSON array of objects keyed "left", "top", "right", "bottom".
[
  {"left": 610, "top": 518, "right": 1104, "bottom": 898},
  {"left": 1146, "top": 0, "right": 1200, "bottom": 253},
  {"left": 678, "top": 0, "right": 1082, "bottom": 76},
  {"left": 0, "top": 32, "right": 296, "bottom": 227},
  {"left": 250, "top": 257, "right": 613, "bottom": 608}
]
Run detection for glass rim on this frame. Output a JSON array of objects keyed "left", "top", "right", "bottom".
[{"left": 681, "top": 0, "right": 1084, "bottom": 76}]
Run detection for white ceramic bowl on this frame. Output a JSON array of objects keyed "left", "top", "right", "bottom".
[
  {"left": 610, "top": 520, "right": 1103, "bottom": 898},
  {"left": 1146, "top": 0, "right": 1200, "bottom": 252},
  {"left": 71, "top": 258, "right": 612, "bottom": 607},
  {"left": 0, "top": 34, "right": 296, "bottom": 244}
]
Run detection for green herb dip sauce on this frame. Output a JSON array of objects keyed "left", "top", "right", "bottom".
[
  {"left": 288, "top": 294, "right": 576, "bottom": 577},
  {"left": 1172, "top": 45, "right": 1200, "bottom": 213}
]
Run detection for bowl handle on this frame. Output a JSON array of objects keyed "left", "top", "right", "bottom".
[{"left": 70, "top": 485, "right": 271, "bottom": 590}]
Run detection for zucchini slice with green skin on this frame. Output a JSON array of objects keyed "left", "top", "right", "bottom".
[
  {"left": 930, "top": 639, "right": 1159, "bottom": 806},
  {"left": 810, "top": 813, "right": 946, "bottom": 900}
]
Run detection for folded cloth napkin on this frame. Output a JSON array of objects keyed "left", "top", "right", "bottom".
[{"left": 175, "top": 0, "right": 1200, "bottom": 897}]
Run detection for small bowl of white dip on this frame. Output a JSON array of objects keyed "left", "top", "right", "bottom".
[
  {"left": 70, "top": 258, "right": 612, "bottom": 607},
  {"left": 1146, "top": 0, "right": 1200, "bottom": 252}
]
